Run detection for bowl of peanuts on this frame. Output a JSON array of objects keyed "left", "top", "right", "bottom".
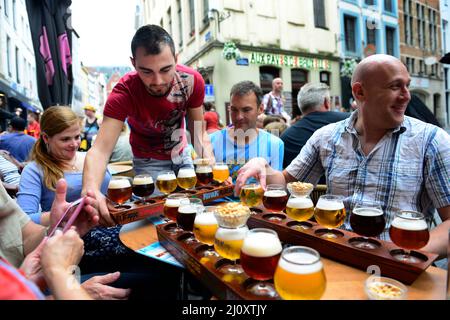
[
  {"left": 287, "top": 182, "right": 314, "bottom": 197},
  {"left": 364, "top": 275, "right": 408, "bottom": 300},
  {"left": 214, "top": 202, "right": 252, "bottom": 228}
]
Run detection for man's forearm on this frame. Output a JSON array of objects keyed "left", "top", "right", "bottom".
[
  {"left": 424, "top": 219, "right": 450, "bottom": 259},
  {"left": 82, "top": 148, "right": 109, "bottom": 193}
]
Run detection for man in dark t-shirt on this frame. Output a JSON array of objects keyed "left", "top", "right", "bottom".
[{"left": 281, "top": 83, "right": 349, "bottom": 169}]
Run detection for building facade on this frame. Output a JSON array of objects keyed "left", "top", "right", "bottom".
[
  {"left": 440, "top": 0, "right": 450, "bottom": 127},
  {"left": 399, "top": 0, "right": 447, "bottom": 127},
  {"left": 338, "top": 0, "right": 400, "bottom": 110},
  {"left": 0, "top": 0, "right": 41, "bottom": 115},
  {"left": 142, "top": 0, "right": 342, "bottom": 122}
]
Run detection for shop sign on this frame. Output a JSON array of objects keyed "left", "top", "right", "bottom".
[{"left": 249, "top": 52, "right": 331, "bottom": 70}]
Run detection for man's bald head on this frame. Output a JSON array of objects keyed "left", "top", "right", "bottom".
[
  {"left": 272, "top": 78, "right": 283, "bottom": 94},
  {"left": 351, "top": 54, "right": 404, "bottom": 86}
]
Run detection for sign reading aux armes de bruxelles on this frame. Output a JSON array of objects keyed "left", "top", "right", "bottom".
[{"left": 249, "top": 52, "right": 331, "bottom": 70}]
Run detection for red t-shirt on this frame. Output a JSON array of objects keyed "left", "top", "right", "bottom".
[
  {"left": 104, "top": 65, "right": 205, "bottom": 160},
  {"left": 204, "top": 111, "right": 221, "bottom": 133},
  {"left": 27, "top": 122, "right": 40, "bottom": 139}
]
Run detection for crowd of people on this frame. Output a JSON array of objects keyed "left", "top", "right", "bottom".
[{"left": 0, "top": 24, "right": 448, "bottom": 300}]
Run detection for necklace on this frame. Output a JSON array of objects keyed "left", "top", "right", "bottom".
[{"left": 67, "top": 154, "right": 77, "bottom": 171}]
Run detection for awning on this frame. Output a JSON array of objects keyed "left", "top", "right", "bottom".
[
  {"left": 0, "top": 79, "right": 42, "bottom": 112},
  {"left": 21, "top": 101, "right": 39, "bottom": 113}
]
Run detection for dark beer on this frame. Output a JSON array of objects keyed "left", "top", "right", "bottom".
[
  {"left": 177, "top": 204, "right": 197, "bottom": 231},
  {"left": 389, "top": 217, "right": 429, "bottom": 250},
  {"left": 164, "top": 194, "right": 188, "bottom": 221},
  {"left": 196, "top": 165, "right": 213, "bottom": 185},
  {"left": 132, "top": 176, "right": 155, "bottom": 198},
  {"left": 350, "top": 207, "right": 385, "bottom": 237},
  {"left": 263, "top": 190, "right": 289, "bottom": 212},
  {"left": 240, "top": 230, "right": 282, "bottom": 280},
  {"left": 107, "top": 178, "right": 132, "bottom": 205}
]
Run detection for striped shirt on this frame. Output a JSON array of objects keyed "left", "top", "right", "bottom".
[{"left": 286, "top": 111, "right": 450, "bottom": 240}]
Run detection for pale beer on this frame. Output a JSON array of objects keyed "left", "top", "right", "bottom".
[
  {"left": 107, "top": 178, "right": 132, "bottom": 205},
  {"left": 193, "top": 210, "right": 219, "bottom": 245},
  {"left": 177, "top": 168, "right": 197, "bottom": 190},
  {"left": 239, "top": 184, "right": 264, "bottom": 207},
  {"left": 156, "top": 172, "right": 177, "bottom": 194},
  {"left": 212, "top": 163, "right": 230, "bottom": 183},
  {"left": 214, "top": 225, "right": 249, "bottom": 261},
  {"left": 314, "top": 198, "right": 346, "bottom": 229},
  {"left": 274, "top": 246, "right": 326, "bottom": 300},
  {"left": 286, "top": 196, "right": 314, "bottom": 222}
]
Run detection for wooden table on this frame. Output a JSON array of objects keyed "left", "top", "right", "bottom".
[{"left": 119, "top": 218, "right": 447, "bottom": 300}]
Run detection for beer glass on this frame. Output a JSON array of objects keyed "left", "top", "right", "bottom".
[
  {"left": 177, "top": 198, "right": 204, "bottom": 231},
  {"left": 164, "top": 193, "right": 189, "bottom": 233},
  {"left": 132, "top": 174, "right": 154, "bottom": 203},
  {"left": 195, "top": 165, "right": 213, "bottom": 186},
  {"left": 274, "top": 246, "right": 326, "bottom": 300},
  {"left": 107, "top": 176, "right": 133, "bottom": 207},
  {"left": 262, "top": 184, "right": 289, "bottom": 212},
  {"left": 239, "top": 183, "right": 264, "bottom": 207},
  {"left": 156, "top": 170, "right": 178, "bottom": 195},
  {"left": 240, "top": 228, "right": 282, "bottom": 297},
  {"left": 314, "top": 194, "right": 346, "bottom": 239},
  {"left": 177, "top": 168, "right": 197, "bottom": 190},
  {"left": 350, "top": 201, "right": 385, "bottom": 249},
  {"left": 212, "top": 163, "right": 230, "bottom": 184},
  {"left": 286, "top": 195, "right": 314, "bottom": 223},
  {"left": 193, "top": 206, "right": 220, "bottom": 264},
  {"left": 389, "top": 210, "right": 430, "bottom": 263}
]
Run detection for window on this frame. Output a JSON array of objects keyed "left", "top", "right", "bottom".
[
  {"left": 428, "top": 9, "right": 437, "bottom": 52},
  {"left": 385, "top": 26, "right": 395, "bottom": 56},
  {"left": 344, "top": 15, "right": 357, "bottom": 53},
  {"left": 202, "top": 0, "right": 209, "bottom": 26},
  {"left": 291, "top": 69, "right": 308, "bottom": 117},
  {"left": 189, "top": 0, "right": 195, "bottom": 36},
  {"left": 366, "top": 24, "right": 376, "bottom": 47},
  {"left": 15, "top": 47, "right": 20, "bottom": 83},
  {"left": 313, "top": 0, "right": 326, "bottom": 29},
  {"left": 365, "top": 0, "right": 375, "bottom": 5},
  {"left": 417, "top": 4, "right": 425, "bottom": 48},
  {"left": 384, "top": 0, "right": 394, "bottom": 13},
  {"left": 177, "top": 0, "right": 183, "bottom": 47},
  {"left": 12, "top": 0, "right": 16, "bottom": 29},
  {"left": 320, "top": 71, "right": 330, "bottom": 86},
  {"left": 259, "top": 66, "right": 280, "bottom": 94},
  {"left": 167, "top": 7, "right": 172, "bottom": 35},
  {"left": 405, "top": 57, "right": 415, "bottom": 74},
  {"left": 419, "top": 60, "right": 425, "bottom": 74},
  {"left": 403, "top": 0, "right": 413, "bottom": 45},
  {"left": 4, "top": 0, "right": 8, "bottom": 17}
]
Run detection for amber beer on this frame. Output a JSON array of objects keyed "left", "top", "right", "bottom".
[
  {"left": 240, "top": 229, "right": 282, "bottom": 281},
  {"left": 389, "top": 215, "right": 430, "bottom": 250},
  {"left": 177, "top": 204, "right": 197, "bottom": 231},
  {"left": 263, "top": 190, "right": 289, "bottom": 212},
  {"left": 214, "top": 225, "right": 249, "bottom": 261},
  {"left": 195, "top": 165, "right": 213, "bottom": 186},
  {"left": 212, "top": 163, "right": 230, "bottom": 183},
  {"left": 156, "top": 172, "right": 177, "bottom": 194},
  {"left": 274, "top": 246, "right": 326, "bottom": 300},
  {"left": 164, "top": 194, "right": 188, "bottom": 221},
  {"left": 350, "top": 207, "right": 386, "bottom": 237},
  {"left": 314, "top": 198, "right": 346, "bottom": 228},
  {"left": 239, "top": 184, "right": 264, "bottom": 207},
  {"left": 193, "top": 210, "right": 219, "bottom": 245},
  {"left": 107, "top": 178, "right": 132, "bottom": 205},
  {"left": 177, "top": 168, "right": 197, "bottom": 190},
  {"left": 132, "top": 176, "right": 154, "bottom": 198},
  {"left": 286, "top": 196, "right": 314, "bottom": 222}
]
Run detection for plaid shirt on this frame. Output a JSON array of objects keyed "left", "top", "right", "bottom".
[{"left": 286, "top": 111, "right": 450, "bottom": 240}]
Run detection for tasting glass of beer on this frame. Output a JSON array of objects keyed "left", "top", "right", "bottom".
[
  {"left": 239, "top": 183, "right": 264, "bottom": 207},
  {"left": 314, "top": 194, "right": 346, "bottom": 239},
  {"left": 177, "top": 198, "right": 204, "bottom": 232},
  {"left": 274, "top": 246, "right": 326, "bottom": 300},
  {"left": 389, "top": 210, "right": 430, "bottom": 263},
  {"left": 177, "top": 168, "right": 197, "bottom": 190},
  {"left": 286, "top": 194, "right": 314, "bottom": 224},
  {"left": 195, "top": 165, "right": 213, "bottom": 186},
  {"left": 193, "top": 206, "right": 220, "bottom": 262},
  {"left": 164, "top": 193, "right": 189, "bottom": 233},
  {"left": 212, "top": 163, "right": 230, "bottom": 184},
  {"left": 350, "top": 201, "right": 385, "bottom": 249},
  {"left": 132, "top": 174, "right": 154, "bottom": 203},
  {"left": 156, "top": 170, "right": 178, "bottom": 195},
  {"left": 262, "top": 184, "right": 289, "bottom": 212},
  {"left": 107, "top": 176, "right": 133, "bottom": 207},
  {"left": 240, "top": 228, "right": 282, "bottom": 297}
]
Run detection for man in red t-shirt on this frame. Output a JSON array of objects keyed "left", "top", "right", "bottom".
[{"left": 82, "top": 25, "right": 213, "bottom": 225}]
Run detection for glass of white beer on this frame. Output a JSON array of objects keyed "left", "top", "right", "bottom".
[
  {"left": 274, "top": 246, "right": 326, "bottom": 300},
  {"left": 239, "top": 183, "right": 264, "bottom": 207},
  {"left": 107, "top": 176, "right": 133, "bottom": 207},
  {"left": 212, "top": 163, "right": 230, "bottom": 184},
  {"left": 314, "top": 194, "right": 346, "bottom": 239},
  {"left": 193, "top": 206, "right": 220, "bottom": 263},
  {"left": 156, "top": 170, "right": 178, "bottom": 195},
  {"left": 286, "top": 195, "right": 314, "bottom": 223},
  {"left": 240, "top": 228, "right": 282, "bottom": 297},
  {"left": 177, "top": 168, "right": 197, "bottom": 190}
]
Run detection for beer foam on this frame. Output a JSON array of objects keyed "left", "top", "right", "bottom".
[
  {"left": 287, "top": 197, "right": 314, "bottom": 209},
  {"left": 133, "top": 176, "right": 153, "bottom": 185},
  {"left": 213, "top": 164, "right": 229, "bottom": 170},
  {"left": 177, "top": 168, "right": 196, "bottom": 178},
  {"left": 264, "top": 190, "right": 288, "bottom": 197},
  {"left": 195, "top": 165, "right": 212, "bottom": 173},
  {"left": 391, "top": 217, "right": 428, "bottom": 231},
  {"left": 242, "top": 232, "right": 282, "bottom": 257},
  {"left": 243, "top": 185, "right": 262, "bottom": 191},
  {"left": 215, "top": 226, "right": 249, "bottom": 241},
  {"left": 157, "top": 173, "right": 176, "bottom": 181},
  {"left": 316, "top": 199, "right": 344, "bottom": 211},
  {"left": 178, "top": 204, "right": 197, "bottom": 214},
  {"left": 194, "top": 213, "right": 218, "bottom": 225},
  {"left": 279, "top": 251, "right": 323, "bottom": 275},
  {"left": 108, "top": 179, "right": 131, "bottom": 189},
  {"left": 353, "top": 207, "right": 383, "bottom": 217},
  {"left": 165, "top": 198, "right": 183, "bottom": 207}
]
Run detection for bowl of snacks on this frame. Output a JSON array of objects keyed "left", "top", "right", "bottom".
[
  {"left": 364, "top": 275, "right": 408, "bottom": 300},
  {"left": 287, "top": 182, "right": 314, "bottom": 197},
  {"left": 214, "top": 202, "right": 252, "bottom": 228}
]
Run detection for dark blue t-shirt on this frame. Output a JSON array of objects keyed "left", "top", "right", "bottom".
[{"left": 0, "top": 132, "right": 36, "bottom": 162}]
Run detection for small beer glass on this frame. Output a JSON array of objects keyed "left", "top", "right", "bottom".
[
  {"left": 132, "top": 174, "right": 154, "bottom": 203},
  {"left": 107, "top": 176, "right": 133, "bottom": 208},
  {"left": 314, "top": 194, "right": 346, "bottom": 239},
  {"left": 262, "top": 184, "right": 289, "bottom": 212},
  {"left": 349, "top": 201, "right": 385, "bottom": 249},
  {"left": 156, "top": 170, "right": 178, "bottom": 195}
]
